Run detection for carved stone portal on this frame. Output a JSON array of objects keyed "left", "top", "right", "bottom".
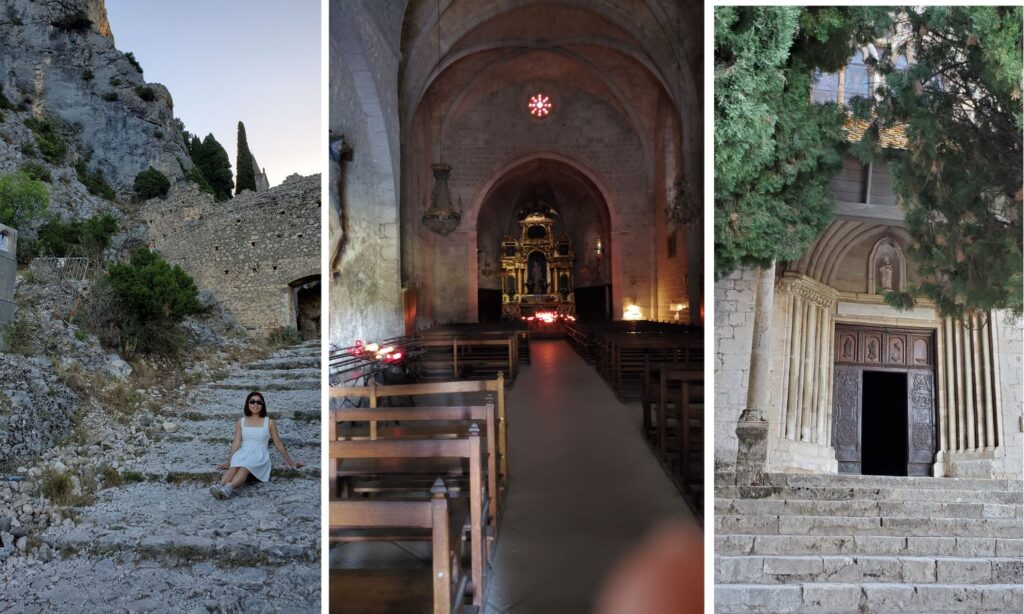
[{"left": 832, "top": 324, "right": 936, "bottom": 476}]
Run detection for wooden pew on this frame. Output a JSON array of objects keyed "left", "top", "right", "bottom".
[
  {"left": 330, "top": 376, "right": 510, "bottom": 493},
  {"left": 330, "top": 479, "right": 474, "bottom": 614},
  {"left": 333, "top": 401, "right": 500, "bottom": 532},
  {"left": 415, "top": 336, "right": 517, "bottom": 383},
  {"left": 658, "top": 368, "right": 704, "bottom": 517},
  {"left": 329, "top": 429, "right": 488, "bottom": 607}
]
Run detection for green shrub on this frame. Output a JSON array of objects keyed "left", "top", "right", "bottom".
[
  {"left": 99, "top": 465, "right": 122, "bottom": 487},
  {"left": 101, "top": 92, "right": 117, "bottom": 102},
  {"left": 39, "top": 469, "right": 74, "bottom": 505},
  {"left": 3, "top": 317, "right": 37, "bottom": 355},
  {"left": 106, "top": 248, "right": 201, "bottom": 355},
  {"left": 135, "top": 86, "right": 155, "bottom": 102},
  {"left": 121, "top": 470, "right": 145, "bottom": 483},
  {"left": 124, "top": 52, "right": 143, "bottom": 75},
  {"left": 24, "top": 116, "right": 66, "bottom": 165},
  {"left": 266, "top": 326, "right": 301, "bottom": 348},
  {"left": 0, "top": 89, "right": 14, "bottom": 110},
  {"left": 109, "top": 77, "right": 121, "bottom": 87},
  {"left": 35, "top": 213, "right": 118, "bottom": 260},
  {"left": 0, "top": 171, "right": 48, "bottom": 229},
  {"left": 82, "top": 69, "right": 94, "bottom": 82},
  {"left": 51, "top": 10, "right": 91, "bottom": 32},
  {"left": 20, "top": 161, "right": 51, "bottom": 183},
  {"left": 75, "top": 161, "right": 116, "bottom": 200},
  {"left": 133, "top": 167, "right": 169, "bottom": 199},
  {"left": 154, "top": 130, "right": 163, "bottom": 140}
]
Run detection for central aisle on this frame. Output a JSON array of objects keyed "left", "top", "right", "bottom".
[{"left": 486, "top": 340, "right": 697, "bottom": 613}]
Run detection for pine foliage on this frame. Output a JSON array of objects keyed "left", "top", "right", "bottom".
[
  {"left": 187, "top": 134, "right": 233, "bottom": 201},
  {"left": 715, "top": 8, "right": 891, "bottom": 276},
  {"left": 864, "top": 7, "right": 1023, "bottom": 317}
]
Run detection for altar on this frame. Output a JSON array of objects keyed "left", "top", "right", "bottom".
[{"left": 500, "top": 202, "right": 576, "bottom": 320}]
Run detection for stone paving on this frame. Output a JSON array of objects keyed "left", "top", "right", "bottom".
[{"left": 1, "top": 341, "right": 321, "bottom": 613}]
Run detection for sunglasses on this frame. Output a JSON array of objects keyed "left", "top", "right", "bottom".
[{"left": 248, "top": 399, "right": 265, "bottom": 406}]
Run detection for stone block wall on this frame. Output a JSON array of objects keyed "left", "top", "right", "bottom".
[
  {"left": 714, "top": 266, "right": 759, "bottom": 471},
  {"left": 142, "top": 175, "right": 320, "bottom": 334}
]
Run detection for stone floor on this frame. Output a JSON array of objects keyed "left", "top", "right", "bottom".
[
  {"left": 331, "top": 339, "right": 698, "bottom": 613},
  {"left": 485, "top": 340, "right": 697, "bottom": 613}
]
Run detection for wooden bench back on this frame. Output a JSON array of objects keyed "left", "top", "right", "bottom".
[
  {"left": 330, "top": 428, "right": 486, "bottom": 607},
  {"left": 330, "top": 479, "right": 465, "bottom": 614},
  {"left": 331, "top": 376, "right": 510, "bottom": 489}
]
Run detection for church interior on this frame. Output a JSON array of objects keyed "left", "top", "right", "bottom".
[{"left": 330, "top": 1, "right": 703, "bottom": 611}]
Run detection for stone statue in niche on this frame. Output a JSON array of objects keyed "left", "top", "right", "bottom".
[
  {"left": 867, "top": 339, "right": 878, "bottom": 361},
  {"left": 868, "top": 237, "right": 905, "bottom": 294},
  {"left": 879, "top": 259, "right": 894, "bottom": 290}
]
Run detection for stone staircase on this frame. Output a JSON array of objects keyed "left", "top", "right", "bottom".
[
  {"left": 715, "top": 472, "right": 1024, "bottom": 613},
  {"left": 9, "top": 341, "right": 322, "bottom": 612}
]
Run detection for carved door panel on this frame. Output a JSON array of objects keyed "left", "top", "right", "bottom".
[
  {"left": 832, "top": 365, "right": 862, "bottom": 474},
  {"left": 906, "top": 370, "right": 936, "bottom": 476}
]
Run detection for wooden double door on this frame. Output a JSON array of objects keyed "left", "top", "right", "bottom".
[{"left": 832, "top": 324, "right": 937, "bottom": 476}]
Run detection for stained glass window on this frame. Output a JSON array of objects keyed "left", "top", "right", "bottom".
[{"left": 528, "top": 93, "right": 552, "bottom": 117}]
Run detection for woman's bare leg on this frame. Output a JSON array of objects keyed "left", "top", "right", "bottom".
[
  {"left": 228, "top": 467, "right": 250, "bottom": 489},
  {"left": 220, "top": 468, "right": 238, "bottom": 485}
]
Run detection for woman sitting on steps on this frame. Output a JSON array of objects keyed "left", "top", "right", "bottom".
[{"left": 210, "top": 390, "right": 304, "bottom": 499}]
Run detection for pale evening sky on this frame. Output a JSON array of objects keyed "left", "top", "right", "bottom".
[{"left": 104, "top": 0, "right": 320, "bottom": 187}]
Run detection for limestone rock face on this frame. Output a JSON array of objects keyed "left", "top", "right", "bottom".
[{"left": 0, "top": 0, "right": 191, "bottom": 192}]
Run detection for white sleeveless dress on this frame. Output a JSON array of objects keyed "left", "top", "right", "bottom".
[{"left": 230, "top": 416, "right": 272, "bottom": 482}]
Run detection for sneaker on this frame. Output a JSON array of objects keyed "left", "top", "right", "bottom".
[
  {"left": 210, "top": 484, "right": 226, "bottom": 499},
  {"left": 221, "top": 484, "right": 235, "bottom": 499}
]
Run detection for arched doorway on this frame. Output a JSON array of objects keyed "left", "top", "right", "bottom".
[{"left": 290, "top": 275, "right": 321, "bottom": 341}]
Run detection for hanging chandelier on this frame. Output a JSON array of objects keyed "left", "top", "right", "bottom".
[
  {"left": 421, "top": 0, "right": 461, "bottom": 236},
  {"left": 422, "top": 162, "right": 461, "bottom": 235}
]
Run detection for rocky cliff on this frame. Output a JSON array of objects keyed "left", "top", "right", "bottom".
[{"left": 0, "top": 0, "right": 190, "bottom": 204}]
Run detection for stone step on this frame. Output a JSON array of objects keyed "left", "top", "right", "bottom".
[
  {"left": 716, "top": 515, "right": 1022, "bottom": 539},
  {"left": 123, "top": 438, "right": 320, "bottom": 477},
  {"left": 164, "top": 416, "right": 320, "bottom": 443},
  {"left": 43, "top": 481, "right": 318, "bottom": 565},
  {"left": 185, "top": 388, "right": 318, "bottom": 413},
  {"left": 715, "top": 498, "right": 1022, "bottom": 520},
  {"left": 228, "top": 367, "right": 321, "bottom": 380},
  {"left": 761, "top": 473, "right": 1024, "bottom": 492},
  {"left": 716, "top": 485, "right": 1024, "bottom": 505},
  {"left": 715, "top": 555, "right": 1022, "bottom": 585},
  {"left": 209, "top": 378, "right": 320, "bottom": 391},
  {"left": 247, "top": 357, "right": 321, "bottom": 371},
  {"left": 0, "top": 555, "right": 319, "bottom": 612},
  {"left": 715, "top": 582, "right": 1022, "bottom": 613},
  {"left": 715, "top": 534, "right": 1024, "bottom": 559}
]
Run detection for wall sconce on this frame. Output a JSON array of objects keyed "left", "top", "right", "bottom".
[{"left": 623, "top": 304, "right": 643, "bottom": 321}]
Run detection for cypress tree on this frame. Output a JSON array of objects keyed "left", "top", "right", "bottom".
[
  {"left": 861, "top": 7, "right": 1023, "bottom": 318},
  {"left": 188, "top": 133, "right": 234, "bottom": 201},
  {"left": 235, "top": 121, "right": 256, "bottom": 194}
]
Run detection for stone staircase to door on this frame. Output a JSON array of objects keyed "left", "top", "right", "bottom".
[{"left": 715, "top": 472, "right": 1024, "bottom": 613}]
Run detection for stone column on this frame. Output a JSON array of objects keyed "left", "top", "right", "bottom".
[{"left": 735, "top": 260, "right": 775, "bottom": 485}]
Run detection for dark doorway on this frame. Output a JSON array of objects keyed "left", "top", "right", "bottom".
[
  {"left": 477, "top": 288, "right": 502, "bottom": 322},
  {"left": 574, "top": 284, "right": 611, "bottom": 321},
  {"left": 861, "top": 371, "right": 908, "bottom": 476},
  {"left": 291, "top": 276, "right": 321, "bottom": 341}
]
